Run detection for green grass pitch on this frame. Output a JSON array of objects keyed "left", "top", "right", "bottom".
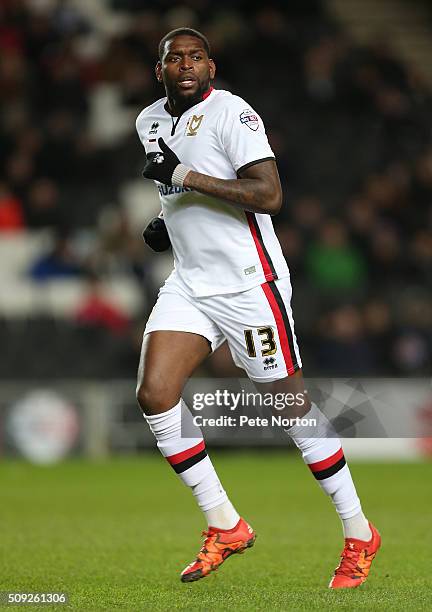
[{"left": 1, "top": 452, "right": 431, "bottom": 611}]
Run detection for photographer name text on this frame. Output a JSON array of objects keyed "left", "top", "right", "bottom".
[{"left": 192, "top": 415, "right": 316, "bottom": 428}]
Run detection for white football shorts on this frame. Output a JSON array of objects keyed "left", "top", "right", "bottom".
[{"left": 144, "top": 271, "right": 302, "bottom": 382}]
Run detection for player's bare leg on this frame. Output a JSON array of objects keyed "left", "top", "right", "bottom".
[
  {"left": 136, "top": 331, "right": 256, "bottom": 582},
  {"left": 137, "top": 330, "right": 210, "bottom": 415},
  {"left": 257, "top": 369, "right": 381, "bottom": 588}
]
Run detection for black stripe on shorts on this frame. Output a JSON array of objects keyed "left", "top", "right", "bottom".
[{"left": 266, "top": 280, "right": 299, "bottom": 372}]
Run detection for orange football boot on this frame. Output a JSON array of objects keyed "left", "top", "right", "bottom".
[
  {"left": 180, "top": 518, "right": 256, "bottom": 582},
  {"left": 329, "top": 522, "right": 381, "bottom": 589}
]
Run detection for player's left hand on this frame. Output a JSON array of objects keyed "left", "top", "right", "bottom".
[
  {"left": 142, "top": 216, "right": 171, "bottom": 252},
  {"left": 142, "top": 137, "right": 182, "bottom": 186}
]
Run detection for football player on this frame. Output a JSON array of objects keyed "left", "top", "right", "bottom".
[{"left": 136, "top": 28, "right": 380, "bottom": 587}]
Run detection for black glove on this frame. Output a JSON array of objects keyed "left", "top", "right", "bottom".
[
  {"left": 142, "top": 137, "right": 181, "bottom": 186},
  {"left": 142, "top": 217, "right": 171, "bottom": 252}
]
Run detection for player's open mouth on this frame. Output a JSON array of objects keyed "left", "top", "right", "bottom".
[{"left": 178, "top": 78, "right": 196, "bottom": 89}]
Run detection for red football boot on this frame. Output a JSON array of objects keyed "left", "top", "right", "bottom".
[
  {"left": 180, "top": 518, "right": 256, "bottom": 583},
  {"left": 329, "top": 522, "right": 381, "bottom": 589}
]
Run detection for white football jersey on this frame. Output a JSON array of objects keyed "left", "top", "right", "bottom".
[{"left": 136, "top": 88, "right": 290, "bottom": 297}]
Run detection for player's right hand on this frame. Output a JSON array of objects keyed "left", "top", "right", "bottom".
[
  {"left": 142, "top": 217, "right": 171, "bottom": 252},
  {"left": 142, "top": 138, "right": 191, "bottom": 187},
  {"left": 142, "top": 137, "right": 181, "bottom": 186}
]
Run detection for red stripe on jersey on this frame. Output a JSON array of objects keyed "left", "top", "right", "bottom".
[
  {"left": 261, "top": 282, "right": 295, "bottom": 373},
  {"left": 166, "top": 440, "right": 206, "bottom": 466},
  {"left": 247, "top": 212, "right": 275, "bottom": 281},
  {"left": 202, "top": 86, "right": 214, "bottom": 100},
  {"left": 308, "top": 447, "right": 344, "bottom": 472}
]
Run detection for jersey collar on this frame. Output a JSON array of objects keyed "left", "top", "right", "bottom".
[{"left": 202, "top": 86, "right": 214, "bottom": 100}]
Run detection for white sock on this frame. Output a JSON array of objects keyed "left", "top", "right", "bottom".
[
  {"left": 342, "top": 511, "right": 372, "bottom": 540},
  {"left": 202, "top": 499, "right": 240, "bottom": 530},
  {"left": 144, "top": 400, "right": 239, "bottom": 529},
  {"left": 287, "top": 403, "right": 371, "bottom": 540}
]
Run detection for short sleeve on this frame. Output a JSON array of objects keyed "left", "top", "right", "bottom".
[
  {"left": 217, "top": 96, "right": 275, "bottom": 173},
  {"left": 135, "top": 110, "right": 147, "bottom": 150}
]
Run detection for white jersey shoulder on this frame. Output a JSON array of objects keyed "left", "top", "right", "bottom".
[{"left": 135, "top": 97, "right": 166, "bottom": 135}]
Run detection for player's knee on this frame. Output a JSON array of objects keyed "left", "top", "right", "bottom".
[{"left": 136, "top": 378, "right": 180, "bottom": 415}]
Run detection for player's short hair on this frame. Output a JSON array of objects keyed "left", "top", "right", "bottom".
[{"left": 158, "top": 28, "right": 211, "bottom": 60}]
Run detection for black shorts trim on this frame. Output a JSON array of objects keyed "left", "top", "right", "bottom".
[{"left": 267, "top": 280, "right": 297, "bottom": 368}]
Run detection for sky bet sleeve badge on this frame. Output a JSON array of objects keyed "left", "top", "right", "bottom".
[{"left": 240, "top": 109, "right": 259, "bottom": 131}]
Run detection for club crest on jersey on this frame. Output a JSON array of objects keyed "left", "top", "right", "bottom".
[
  {"left": 185, "top": 114, "right": 204, "bottom": 136},
  {"left": 240, "top": 109, "right": 259, "bottom": 131}
]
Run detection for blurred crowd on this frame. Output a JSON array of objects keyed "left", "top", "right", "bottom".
[{"left": 0, "top": 0, "right": 431, "bottom": 378}]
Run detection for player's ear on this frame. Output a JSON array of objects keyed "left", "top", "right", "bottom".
[
  {"left": 155, "top": 61, "right": 162, "bottom": 83},
  {"left": 209, "top": 59, "right": 216, "bottom": 80}
]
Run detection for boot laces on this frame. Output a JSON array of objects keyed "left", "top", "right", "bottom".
[
  {"left": 196, "top": 530, "right": 219, "bottom": 563},
  {"left": 335, "top": 542, "right": 364, "bottom": 577}
]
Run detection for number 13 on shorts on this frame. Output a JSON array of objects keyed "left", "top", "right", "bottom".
[
  {"left": 230, "top": 278, "right": 302, "bottom": 381},
  {"left": 244, "top": 327, "right": 276, "bottom": 358}
]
